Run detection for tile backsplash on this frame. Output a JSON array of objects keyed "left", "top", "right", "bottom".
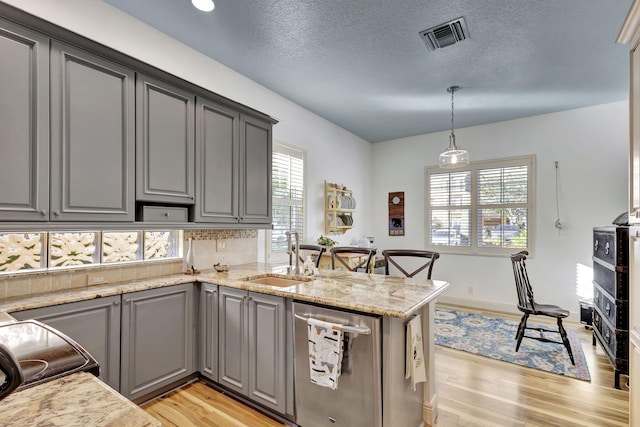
[{"left": 0, "top": 229, "right": 260, "bottom": 300}]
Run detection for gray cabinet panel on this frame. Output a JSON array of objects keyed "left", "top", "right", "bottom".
[
  {"left": 240, "top": 115, "right": 272, "bottom": 224},
  {"left": 120, "top": 284, "right": 194, "bottom": 401},
  {"left": 248, "top": 292, "right": 286, "bottom": 414},
  {"left": 50, "top": 41, "right": 134, "bottom": 221},
  {"left": 195, "top": 97, "right": 240, "bottom": 223},
  {"left": 218, "top": 286, "right": 248, "bottom": 395},
  {"left": 0, "top": 19, "right": 49, "bottom": 221},
  {"left": 136, "top": 74, "right": 195, "bottom": 205},
  {"left": 200, "top": 283, "right": 218, "bottom": 381},
  {"left": 12, "top": 295, "right": 121, "bottom": 390}
]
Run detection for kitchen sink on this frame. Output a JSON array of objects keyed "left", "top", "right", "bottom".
[{"left": 242, "top": 274, "right": 312, "bottom": 287}]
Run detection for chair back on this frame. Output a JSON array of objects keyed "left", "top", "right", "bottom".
[
  {"left": 510, "top": 250, "right": 536, "bottom": 311},
  {"left": 290, "top": 244, "right": 326, "bottom": 268},
  {"left": 330, "top": 246, "right": 376, "bottom": 273},
  {"left": 382, "top": 249, "right": 440, "bottom": 279}
]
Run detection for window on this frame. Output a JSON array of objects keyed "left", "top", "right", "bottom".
[
  {"left": 0, "top": 230, "right": 182, "bottom": 274},
  {"left": 271, "top": 142, "right": 305, "bottom": 263},
  {"left": 425, "top": 155, "right": 535, "bottom": 255}
]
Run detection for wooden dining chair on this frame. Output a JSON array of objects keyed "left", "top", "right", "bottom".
[
  {"left": 289, "top": 244, "right": 326, "bottom": 268},
  {"left": 381, "top": 249, "right": 440, "bottom": 279},
  {"left": 510, "top": 250, "right": 575, "bottom": 365},
  {"left": 330, "top": 246, "right": 377, "bottom": 273}
]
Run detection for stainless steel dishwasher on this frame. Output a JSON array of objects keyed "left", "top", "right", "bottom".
[{"left": 293, "top": 301, "right": 382, "bottom": 427}]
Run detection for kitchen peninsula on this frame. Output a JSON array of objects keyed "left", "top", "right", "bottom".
[{"left": 0, "top": 264, "right": 448, "bottom": 427}]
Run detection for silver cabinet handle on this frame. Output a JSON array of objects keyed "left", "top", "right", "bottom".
[
  {"left": 124, "top": 298, "right": 131, "bottom": 304},
  {"left": 113, "top": 300, "right": 120, "bottom": 306},
  {"left": 604, "top": 242, "right": 610, "bottom": 255},
  {"left": 165, "top": 212, "right": 170, "bottom": 217},
  {"left": 294, "top": 313, "right": 371, "bottom": 335},
  {"left": 39, "top": 209, "right": 47, "bottom": 216},
  {"left": 54, "top": 209, "right": 60, "bottom": 216},
  {"left": 594, "top": 239, "right": 599, "bottom": 252}
]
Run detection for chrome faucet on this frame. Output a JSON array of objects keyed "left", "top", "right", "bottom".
[{"left": 286, "top": 231, "right": 300, "bottom": 275}]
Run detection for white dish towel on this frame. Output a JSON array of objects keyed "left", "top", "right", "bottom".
[
  {"left": 405, "top": 314, "right": 427, "bottom": 391},
  {"left": 307, "top": 317, "right": 344, "bottom": 390}
]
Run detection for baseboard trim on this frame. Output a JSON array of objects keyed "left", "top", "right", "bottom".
[{"left": 435, "top": 295, "right": 581, "bottom": 324}]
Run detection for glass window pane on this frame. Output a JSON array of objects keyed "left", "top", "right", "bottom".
[
  {"left": 478, "top": 208, "right": 528, "bottom": 248},
  {"left": 430, "top": 209, "right": 470, "bottom": 247},
  {"left": 430, "top": 171, "right": 471, "bottom": 207},
  {"left": 272, "top": 205, "right": 303, "bottom": 253},
  {"left": 103, "top": 232, "right": 140, "bottom": 263},
  {"left": 0, "top": 233, "right": 44, "bottom": 272},
  {"left": 478, "top": 166, "right": 528, "bottom": 205},
  {"left": 144, "top": 231, "right": 181, "bottom": 259},
  {"left": 49, "top": 232, "right": 98, "bottom": 268}
]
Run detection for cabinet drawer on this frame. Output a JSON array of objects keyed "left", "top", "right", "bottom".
[
  {"left": 593, "top": 284, "right": 628, "bottom": 330},
  {"left": 593, "top": 309, "right": 629, "bottom": 362},
  {"left": 593, "top": 227, "right": 629, "bottom": 267},
  {"left": 140, "top": 206, "right": 188, "bottom": 222},
  {"left": 592, "top": 260, "right": 628, "bottom": 300}
]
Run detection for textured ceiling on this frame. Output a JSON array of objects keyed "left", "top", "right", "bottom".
[{"left": 105, "top": 0, "right": 632, "bottom": 142}]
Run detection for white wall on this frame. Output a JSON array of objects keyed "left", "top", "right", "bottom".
[
  {"left": 372, "top": 102, "right": 628, "bottom": 315},
  {"left": 1, "top": 0, "right": 373, "bottom": 247}
]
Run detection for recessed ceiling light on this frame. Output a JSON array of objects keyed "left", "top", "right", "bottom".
[{"left": 192, "top": 0, "right": 215, "bottom": 12}]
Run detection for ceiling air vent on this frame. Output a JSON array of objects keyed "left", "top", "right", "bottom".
[{"left": 419, "top": 17, "right": 469, "bottom": 51}]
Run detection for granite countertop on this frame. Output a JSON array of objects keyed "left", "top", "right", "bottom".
[
  {"left": 0, "top": 263, "right": 449, "bottom": 319},
  {"left": 0, "top": 372, "right": 160, "bottom": 427}
]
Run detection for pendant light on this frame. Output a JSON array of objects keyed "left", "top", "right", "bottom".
[{"left": 439, "top": 85, "right": 469, "bottom": 169}]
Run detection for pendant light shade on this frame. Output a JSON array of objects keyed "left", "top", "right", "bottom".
[
  {"left": 192, "top": 0, "right": 215, "bottom": 12},
  {"left": 439, "top": 86, "right": 469, "bottom": 169}
]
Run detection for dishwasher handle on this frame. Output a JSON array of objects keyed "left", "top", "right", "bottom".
[{"left": 294, "top": 313, "right": 371, "bottom": 335}]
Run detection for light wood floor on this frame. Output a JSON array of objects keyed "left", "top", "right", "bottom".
[{"left": 141, "top": 305, "right": 629, "bottom": 427}]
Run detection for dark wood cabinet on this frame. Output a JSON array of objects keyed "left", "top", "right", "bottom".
[{"left": 592, "top": 226, "right": 629, "bottom": 388}]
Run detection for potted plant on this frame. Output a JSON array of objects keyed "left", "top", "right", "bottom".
[{"left": 317, "top": 235, "right": 337, "bottom": 247}]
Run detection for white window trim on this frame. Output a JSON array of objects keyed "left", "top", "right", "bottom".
[{"left": 425, "top": 154, "right": 536, "bottom": 257}]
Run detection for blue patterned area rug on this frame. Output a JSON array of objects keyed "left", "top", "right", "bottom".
[{"left": 435, "top": 308, "right": 591, "bottom": 381}]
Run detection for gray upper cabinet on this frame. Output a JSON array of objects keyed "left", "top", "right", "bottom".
[
  {"left": 218, "top": 286, "right": 286, "bottom": 414},
  {"left": 120, "top": 284, "right": 195, "bottom": 402},
  {"left": 136, "top": 74, "right": 195, "bottom": 205},
  {"left": 240, "top": 115, "right": 272, "bottom": 225},
  {"left": 50, "top": 40, "right": 135, "bottom": 222},
  {"left": 12, "top": 295, "right": 122, "bottom": 390},
  {"left": 0, "top": 19, "right": 49, "bottom": 221},
  {"left": 195, "top": 97, "right": 240, "bottom": 223}
]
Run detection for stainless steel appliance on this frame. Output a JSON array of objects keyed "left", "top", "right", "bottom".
[
  {"left": 0, "top": 320, "right": 99, "bottom": 400},
  {"left": 293, "top": 301, "right": 382, "bottom": 427}
]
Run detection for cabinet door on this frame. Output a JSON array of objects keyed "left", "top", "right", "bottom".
[
  {"left": 50, "top": 41, "right": 134, "bottom": 221},
  {"left": 248, "top": 292, "right": 286, "bottom": 414},
  {"left": 631, "top": 46, "right": 640, "bottom": 223},
  {"left": 0, "top": 19, "right": 49, "bottom": 221},
  {"left": 631, "top": 230, "right": 640, "bottom": 425},
  {"left": 12, "top": 295, "right": 121, "bottom": 390},
  {"left": 200, "top": 283, "right": 219, "bottom": 381},
  {"left": 136, "top": 74, "right": 195, "bottom": 205},
  {"left": 218, "top": 286, "right": 248, "bottom": 395},
  {"left": 194, "top": 97, "right": 240, "bottom": 223},
  {"left": 240, "top": 115, "right": 272, "bottom": 224},
  {"left": 121, "top": 284, "right": 194, "bottom": 401}
]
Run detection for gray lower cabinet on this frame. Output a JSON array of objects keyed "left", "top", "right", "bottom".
[
  {"left": 240, "top": 115, "right": 273, "bottom": 225},
  {"left": 136, "top": 74, "right": 195, "bottom": 205},
  {"left": 49, "top": 40, "right": 135, "bottom": 222},
  {"left": 120, "top": 284, "right": 196, "bottom": 401},
  {"left": 0, "top": 18, "right": 49, "bottom": 221},
  {"left": 11, "top": 295, "right": 122, "bottom": 390},
  {"left": 200, "top": 283, "right": 219, "bottom": 381},
  {"left": 218, "top": 287, "right": 286, "bottom": 414}
]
